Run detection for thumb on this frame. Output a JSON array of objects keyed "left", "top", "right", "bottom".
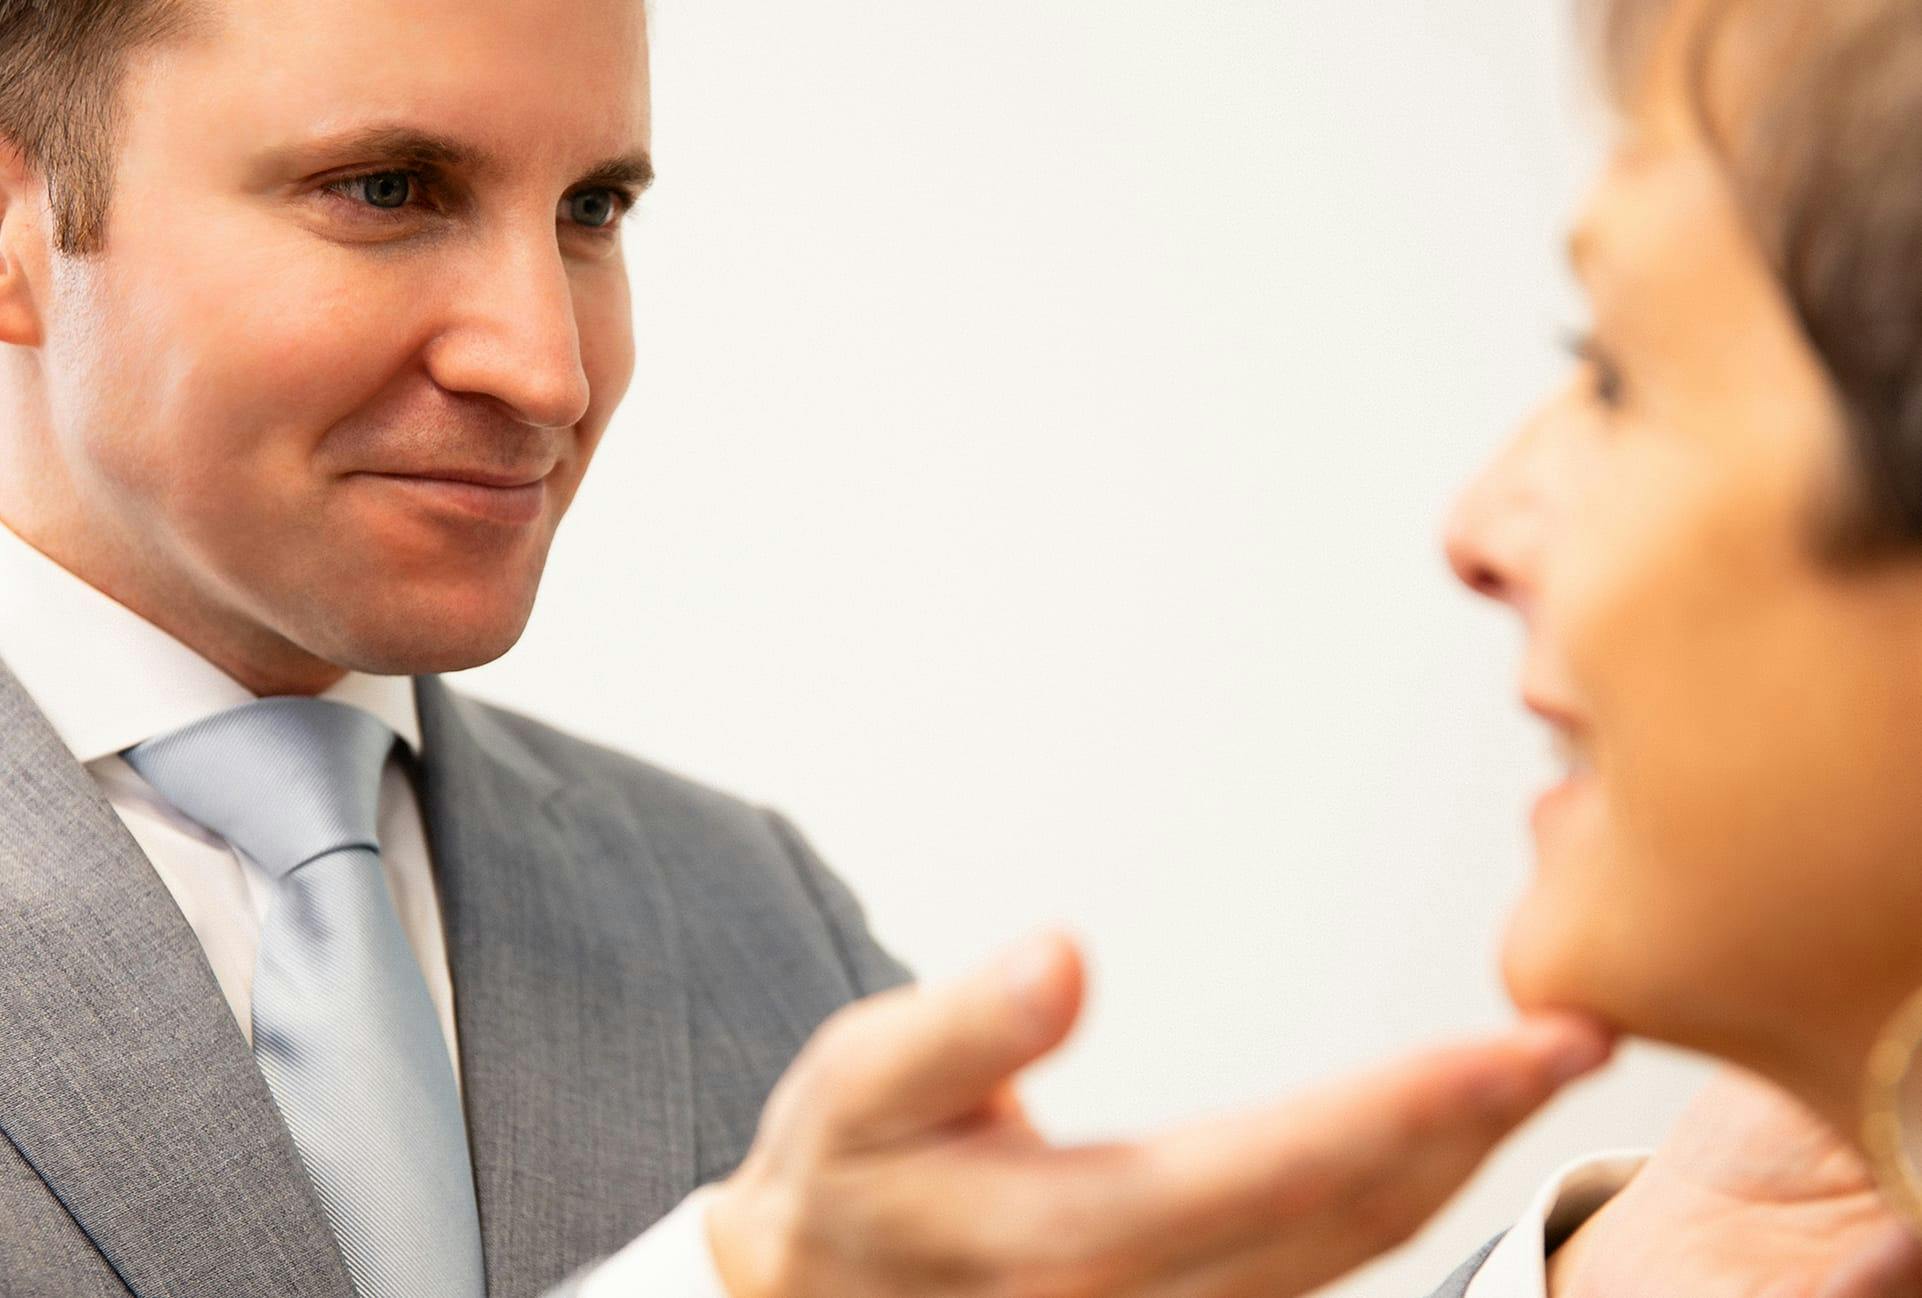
[{"left": 800, "top": 930, "right": 1084, "bottom": 1154}]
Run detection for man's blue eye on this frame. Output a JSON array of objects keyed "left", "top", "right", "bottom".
[
  {"left": 322, "top": 170, "right": 632, "bottom": 233},
  {"left": 568, "top": 189, "right": 619, "bottom": 229},
  {"left": 359, "top": 172, "right": 414, "bottom": 210}
]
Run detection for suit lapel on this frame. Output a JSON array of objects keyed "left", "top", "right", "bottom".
[
  {"left": 416, "top": 677, "right": 696, "bottom": 1298},
  {"left": 0, "top": 658, "right": 698, "bottom": 1298},
  {"left": 0, "top": 661, "right": 355, "bottom": 1298}
]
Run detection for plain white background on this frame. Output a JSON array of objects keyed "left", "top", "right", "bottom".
[{"left": 457, "top": 2, "right": 1715, "bottom": 1292}]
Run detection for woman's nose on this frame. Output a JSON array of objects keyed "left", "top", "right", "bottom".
[{"left": 1442, "top": 424, "right": 1542, "bottom": 610}]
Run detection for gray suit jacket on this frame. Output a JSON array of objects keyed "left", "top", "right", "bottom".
[{"left": 0, "top": 660, "right": 909, "bottom": 1297}]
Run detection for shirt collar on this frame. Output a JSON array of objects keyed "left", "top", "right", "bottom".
[
  {"left": 0, "top": 517, "right": 422, "bottom": 764},
  {"left": 1460, "top": 1150, "right": 1649, "bottom": 1298}
]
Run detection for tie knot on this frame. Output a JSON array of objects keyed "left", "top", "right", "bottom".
[{"left": 125, "top": 696, "right": 396, "bottom": 882}]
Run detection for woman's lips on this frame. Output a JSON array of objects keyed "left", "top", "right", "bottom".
[
  {"left": 358, "top": 471, "right": 548, "bottom": 526},
  {"left": 1523, "top": 689, "right": 1596, "bottom": 835},
  {"left": 1532, "top": 770, "right": 1595, "bottom": 835}
]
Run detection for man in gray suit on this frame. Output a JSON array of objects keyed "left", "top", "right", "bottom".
[{"left": 0, "top": 0, "right": 1613, "bottom": 1294}]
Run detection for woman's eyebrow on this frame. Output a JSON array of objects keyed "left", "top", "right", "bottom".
[{"left": 253, "top": 123, "right": 654, "bottom": 193}]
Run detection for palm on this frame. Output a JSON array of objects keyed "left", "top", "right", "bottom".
[{"left": 1550, "top": 1069, "right": 1922, "bottom": 1298}]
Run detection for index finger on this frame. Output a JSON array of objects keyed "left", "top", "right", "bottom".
[{"left": 1021, "top": 1015, "right": 1613, "bottom": 1280}]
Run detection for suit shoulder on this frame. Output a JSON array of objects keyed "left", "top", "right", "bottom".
[
  {"left": 442, "top": 686, "right": 910, "bottom": 1014},
  {"left": 459, "top": 694, "right": 768, "bottom": 829}
]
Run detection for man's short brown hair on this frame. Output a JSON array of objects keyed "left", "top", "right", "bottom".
[
  {"left": 0, "top": 0, "right": 211, "bottom": 256},
  {"left": 1588, "top": 0, "right": 1922, "bottom": 557}
]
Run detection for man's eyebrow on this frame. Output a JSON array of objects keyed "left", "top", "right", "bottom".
[
  {"left": 576, "top": 152, "right": 656, "bottom": 192},
  {"left": 269, "top": 124, "right": 654, "bottom": 192}
]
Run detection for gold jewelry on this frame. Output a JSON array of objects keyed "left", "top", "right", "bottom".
[{"left": 1862, "top": 983, "right": 1922, "bottom": 1235}]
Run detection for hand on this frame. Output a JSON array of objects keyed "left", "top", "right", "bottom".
[
  {"left": 1548, "top": 1067, "right": 1922, "bottom": 1298},
  {"left": 707, "top": 932, "right": 1613, "bottom": 1298}
]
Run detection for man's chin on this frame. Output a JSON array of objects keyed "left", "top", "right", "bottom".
[{"left": 287, "top": 587, "right": 540, "bottom": 678}]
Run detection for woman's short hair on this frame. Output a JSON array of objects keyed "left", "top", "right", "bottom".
[{"left": 1590, "top": 0, "right": 1922, "bottom": 556}]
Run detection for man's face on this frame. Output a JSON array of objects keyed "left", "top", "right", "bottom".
[
  {"left": 13, "top": 0, "right": 647, "bottom": 685},
  {"left": 1443, "top": 6, "right": 1922, "bottom": 1109}
]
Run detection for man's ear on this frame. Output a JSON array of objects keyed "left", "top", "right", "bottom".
[{"left": 0, "top": 134, "right": 46, "bottom": 350}]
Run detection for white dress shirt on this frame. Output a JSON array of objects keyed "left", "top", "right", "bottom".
[
  {"left": 1463, "top": 1150, "right": 1649, "bottom": 1298},
  {"left": 0, "top": 518, "right": 727, "bottom": 1298}
]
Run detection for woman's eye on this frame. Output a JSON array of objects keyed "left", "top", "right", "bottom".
[
  {"left": 1563, "top": 330, "right": 1627, "bottom": 410},
  {"left": 1584, "top": 351, "right": 1626, "bottom": 408},
  {"left": 1592, "top": 360, "right": 1625, "bottom": 407}
]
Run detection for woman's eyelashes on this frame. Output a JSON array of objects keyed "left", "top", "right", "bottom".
[{"left": 1564, "top": 329, "right": 1627, "bottom": 410}]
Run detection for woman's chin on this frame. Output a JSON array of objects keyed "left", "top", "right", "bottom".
[{"left": 1496, "top": 885, "right": 1615, "bottom": 1021}]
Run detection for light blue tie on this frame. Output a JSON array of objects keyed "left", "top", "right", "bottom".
[{"left": 126, "top": 697, "right": 487, "bottom": 1298}]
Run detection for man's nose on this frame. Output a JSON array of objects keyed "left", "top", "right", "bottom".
[
  {"left": 1441, "top": 424, "right": 1542, "bottom": 611},
  {"left": 422, "top": 236, "right": 594, "bottom": 431}
]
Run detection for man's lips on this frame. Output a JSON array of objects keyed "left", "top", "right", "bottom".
[
  {"left": 365, "top": 465, "right": 553, "bottom": 489},
  {"left": 354, "top": 468, "right": 551, "bottom": 525}
]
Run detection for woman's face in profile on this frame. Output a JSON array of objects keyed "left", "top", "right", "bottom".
[{"left": 1443, "top": 10, "right": 1922, "bottom": 1119}]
